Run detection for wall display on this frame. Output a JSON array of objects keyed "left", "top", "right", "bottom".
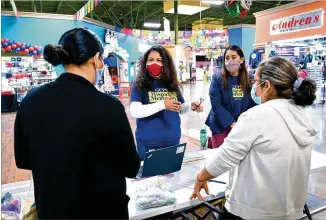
[
  {"left": 249, "top": 48, "right": 265, "bottom": 74},
  {"left": 102, "top": 57, "right": 120, "bottom": 96},
  {"left": 104, "top": 30, "right": 130, "bottom": 61},
  {"left": 114, "top": 27, "right": 228, "bottom": 49},
  {"left": 275, "top": 46, "right": 295, "bottom": 56},
  {"left": 1, "top": 55, "right": 57, "bottom": 111},
  {"left": 119, "top": 61, "right": 129, "bottom": 82},
  {"left": 270, "top": 9, "right": 323, "bottom": 35},
  {"left": 1, "top": 38, "right": 42, "bottom": 57},
  {"left": 119, "top": 82, "right": 131, "bottom": 98}
]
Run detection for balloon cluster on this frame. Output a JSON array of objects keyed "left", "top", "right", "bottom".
[{"left": 1, "top": 38, "right": 43, "bottom": 58}]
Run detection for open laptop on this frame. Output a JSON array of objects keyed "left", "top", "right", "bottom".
[{"left": 136, "top": 143, "right": 187, "bottom": 179}]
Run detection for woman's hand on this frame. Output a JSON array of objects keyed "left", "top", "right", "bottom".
[
  {"left": 190, "top": 175, "right": 210, "bottom": 201},
  {"left": 230, "top": 122, "right": 236, "bottom": 128},
  {"left": 164, "top": 97, "right": 181, "bottom": 112},
  {"left": 190, "top": 169, "right": 214, "bottom": 201},
  {"left": 191, "top": 101, "right": 204, "bottom": 113}
]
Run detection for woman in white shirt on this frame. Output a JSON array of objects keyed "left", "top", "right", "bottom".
[{"left": 191, "top": 57, "right": 317, "bottom": 219}]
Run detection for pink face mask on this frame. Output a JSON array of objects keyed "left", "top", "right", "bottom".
[{"left": 225, "top": 60, "right": 241, "bottom": 73}]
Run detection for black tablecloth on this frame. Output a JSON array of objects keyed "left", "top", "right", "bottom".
[{"left": 1, "top": 94, "right": 18, "bottom": 113}]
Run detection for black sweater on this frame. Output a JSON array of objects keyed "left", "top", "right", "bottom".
[{"left": 14, "top": 73, "right": 140, "bottom": 219}]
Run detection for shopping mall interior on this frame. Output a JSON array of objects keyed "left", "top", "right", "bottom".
[{"left": 1, "top": 0, "right": 326, "bottom": 219}]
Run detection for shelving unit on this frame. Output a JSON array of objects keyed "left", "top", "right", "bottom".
[
  {"left": 1, "top": 55, "right": 57, "bottom": 111},
  {"left": 307, "top": 64, "right": 325, "bottom": 105}
]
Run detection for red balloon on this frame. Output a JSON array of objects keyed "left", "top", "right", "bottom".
[
  {"left": 4, "top": 38, "right": 8, "bottom": 43},
  {"left": 24, "top": 49, "right": 29, "bottom": 54},
  {"left": 1, "top": 39, "right": 4, "bottom": 43},
  {"left": 7, "top": 46, "right": 12, "bottom": 51},
  {"left": 22, "top": 42, "right": 26, "bottom": 46},
  {"left": 34, "top": 46, "right": 39, "bottom": 50},
  {"left": 16, "top": 42, "right": 21, "bottom": 47},
  {"left": 36, "top": 54, "right": 41, "bottom": 58},
  {"left": 12, "top": 44, "right": 17, "bottom": 49},
  {"left": 29, "top": 47, "right": 34, "bottom": 52}
]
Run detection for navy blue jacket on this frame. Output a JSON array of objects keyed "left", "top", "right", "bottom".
[{"left": 205, "top": 73, "right": 255, "bottom": 134}]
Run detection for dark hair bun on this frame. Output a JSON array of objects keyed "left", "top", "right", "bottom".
[
  {"left": 292, "top": 79, "right": 317, "bottom": 107},
  {"left": 43, "top": 44, "right": 70, "bottom": 66}
]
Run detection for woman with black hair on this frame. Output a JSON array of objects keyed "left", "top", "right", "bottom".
[
  {"left": 191, "top": 57, "right": 317, "bottom": 219},
  {"left": 130, "top": 46, "right": 203, "bottom": 160},
  {"left": 14, "top": 28, "right": 140, "bottom": 219},
  {"left": 206, "top": 45, "right": 255, "bottom": 148}
]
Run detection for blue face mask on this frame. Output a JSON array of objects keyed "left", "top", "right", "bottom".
[
  {"left": 94, "top": 59, "right": 105, "bottom": 85},
  {"left": 251, "top": 82, "right": 266, "bottom": 105}
]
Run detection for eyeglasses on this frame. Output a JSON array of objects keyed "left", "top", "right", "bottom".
[{"left": 251, "top": 79, "right": 266, "bottom": 85}]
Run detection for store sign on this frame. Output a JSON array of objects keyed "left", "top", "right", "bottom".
[{"left": 270, "top": 9, "right": 323, "bottom": 35}]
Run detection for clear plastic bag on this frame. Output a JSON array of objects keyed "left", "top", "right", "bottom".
[{"left": 135, "top": 177, "right": 176, "bottom": 210}]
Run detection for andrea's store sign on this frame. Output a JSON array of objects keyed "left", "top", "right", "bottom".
[{"left": 270, "top": 9, "right": 323, "bottom": 35}]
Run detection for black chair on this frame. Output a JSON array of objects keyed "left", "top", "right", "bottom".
[{"left": 304, "top": 203, "right": 312, "bottom": 220}]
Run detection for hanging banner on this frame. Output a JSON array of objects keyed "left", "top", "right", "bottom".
[
  {"left": 74, "top": 0, "right": 102, "bottom": 20},
  {"left": 122, "top": 28, "right": 133, "bottom": 35},
  {"left": 270, "top": 9, "right": 323, "bottom": 35},
  {"left": 133, "top": 29, "right": 141, "bottom": 37},
  {"left": 164, "top": 17, "right": 171, "bottom": 38}
]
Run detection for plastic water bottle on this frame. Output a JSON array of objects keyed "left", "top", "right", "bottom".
[{"left": 200, "top": 128, "right": 207, "bottom": 149}]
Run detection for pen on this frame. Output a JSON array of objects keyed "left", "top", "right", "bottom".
[
  {"left": 192, "top": 98, "right": 204, "bottom": 111},
  {"left": 208, "top": 180, "right": 226, "bottom": 184}
]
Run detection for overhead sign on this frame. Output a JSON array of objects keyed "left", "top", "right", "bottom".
[{"left": 270, "top": 9, "right": 323, "bottom": 35}]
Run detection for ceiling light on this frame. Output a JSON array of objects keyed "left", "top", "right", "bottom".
[
  {"left": 201, "top": 1, "right": 224, "bottom": 5},
  {"left": 165, "top": 5, "right": 209, "bottom": 15},
  {"left": 143, "top": 22, "right": 161, "bottom": 29},
  {"left": 164, "top": 1, "right": 210, "bottom": 15}
]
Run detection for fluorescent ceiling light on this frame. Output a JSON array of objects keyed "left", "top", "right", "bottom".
[
  {"left": 166, "top": 5, "right": 209, "bottom": 15},
  {"left": 143, "top": 22, "right": 161, "bottom": 29},
  {"left": 201, "top": 1, "right": 224, "bottom": 5}
]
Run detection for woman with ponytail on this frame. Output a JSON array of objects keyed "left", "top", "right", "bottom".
[
  {"left": 14, "top": 28, "right": 140, "bottom": 219},
  {"left": 191, "top": 56, "right": 317, "bottom": 219}
]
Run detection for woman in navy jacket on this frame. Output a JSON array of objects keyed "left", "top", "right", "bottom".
[{"left": 206, "top": 45, "right": 255, "bottom": 148}]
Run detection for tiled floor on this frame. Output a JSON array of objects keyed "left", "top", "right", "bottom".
[{"left": 1, "top": 81, "right": 326, "bottom": 217}]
